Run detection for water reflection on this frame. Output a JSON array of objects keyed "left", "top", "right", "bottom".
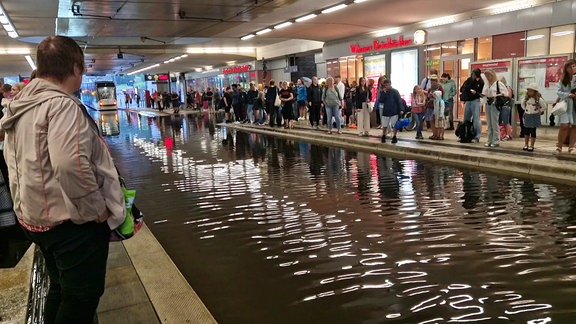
[{"left": 103, "top": 111, "right": 576, "bottom": 323}]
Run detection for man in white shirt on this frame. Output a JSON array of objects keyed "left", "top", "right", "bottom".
[{"left": 334, "top": 75, "right": 345, "bottom": 125}]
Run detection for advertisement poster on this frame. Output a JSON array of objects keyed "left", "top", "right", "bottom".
[
  {"left": 364, "top": 54, "right": 386, "bottom": 102},
  {"left": 391, "top": 49, "right": 418, "bottom": 106},
  {"left": 470, "top": 60, "right": 513, "bottom": 88},
  {"left": 517, "top": 56, "right": 569, "bottom": 103}
]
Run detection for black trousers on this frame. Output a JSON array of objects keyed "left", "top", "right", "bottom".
[
  {"left": 309, "top": 103, "right": 321, "bottom": 126},
  {"left": 23, "top": 221, "right": 110, "bottom": 324}
]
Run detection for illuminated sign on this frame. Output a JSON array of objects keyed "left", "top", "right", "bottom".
[
  {"left": 145, "top": 73, "right": 169, "bottom": 81},
  {"left": 350, "top": 36, "right": 413, "bottom": 54},
  {"left": 223, "top": 65, "right": 251, "bottom": 74},
  {"left": 413, "top": 30, "right": 426, "bottom": 45}
]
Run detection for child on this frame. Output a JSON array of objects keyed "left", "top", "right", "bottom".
[
  {"left": 521, "top": 83, "right": 545, "bottom": 152},
  {"left": 411, "top": 85, "right": 426, "bottom": 139},
  {"left": 433, "top": 90, "right": 445, "bottom": 140}
]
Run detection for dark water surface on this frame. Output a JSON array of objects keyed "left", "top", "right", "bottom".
[{"left": 103, "top": 110, "right": 576, "bottom": 323}]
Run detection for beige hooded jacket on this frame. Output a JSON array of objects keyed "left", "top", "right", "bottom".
[{"left": 0, "top": 78, "right": 125, "bottom": 231}]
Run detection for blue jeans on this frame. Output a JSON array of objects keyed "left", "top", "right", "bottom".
[
  {"left": 325, "top": 104, "right": 341, "bottom": 130},
  {"left": 247, "top": 104, "right": 254, "bottom": 123},
  {"left": 485, "top": 103, "right": 500, "bottom": 145},
  {"left": 413, "top": 112, "right": 423, "bottom": 137},
  {"left": 464, "top": 99, "right": 481, "bottom": 140}
]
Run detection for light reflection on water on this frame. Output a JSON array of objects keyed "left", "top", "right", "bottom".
[{"left": 103, "top": 111, "right": 576, "bottom": 323}]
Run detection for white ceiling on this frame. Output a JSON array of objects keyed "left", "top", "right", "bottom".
[{"left": 0, "top": 0, "right": 555, "bottom": 78}]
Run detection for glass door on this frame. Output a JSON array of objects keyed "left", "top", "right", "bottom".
[{"left": 441, "top": 54, "right": 473, "bottom": 121}]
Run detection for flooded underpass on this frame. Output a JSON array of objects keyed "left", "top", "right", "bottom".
[{"left": 102, "top": 110, "right": 576, "bottom": 323}]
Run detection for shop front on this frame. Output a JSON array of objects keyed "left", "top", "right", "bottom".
[
  {"left": 222, "top": 64, "right": 258, "bottom": 90},
  {"left": 324, "top": 34, "right": 423, "bottom": 106}
]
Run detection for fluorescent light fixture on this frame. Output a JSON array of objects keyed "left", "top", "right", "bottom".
[
  {"left": 205, "top": 66, "right": 213, "bottom": 70},
  {"left": 354, "top": 0, "right": 368, "bottom": 3},
  {"left": 295, "top": 14, "right": 317, "bottom": 22},
  {"left": 321, "top": 4, "right": 347, "bottom": 14},
  {"left": 489, "top": 0, "right": 535, "bottom": 15},
  {"left": 226, "top": 61, "right": 236, "bottom": 65},
  {"left": 373, "top": 27, "right": 401, "bottom": 37},
  {"left": 241, "top": 34, "right": 255, "bottom": 40},
  {"left": 195, "top": 68, "right": 203, "bottom": 72},
  {"left": 521, "top": 34, "right": 544, "bottom": 41},
  {"left": 25, "top": 55, "right": 36, "bottom": 70},
  {"left": 422, "top": 15, "right": 457, "bottom": 28},
  {"left": 187, "top": 47, "right": 254, "bottom": 54},
  {"left": 163, "top": 60, "right": 170, "bottom": 63},
  {"left": 274, "top": 21, "right": 293, "bottom": 29},
  {"left": 256, "top": 28, "right": 272, "bottom": 35},
  {"left": 552, "top": 30, "right": 575, "bottom": 37},
  {"left": 127, "top": 64, "right": 160, "bottom": 75},
  {"left": 174, "top": 56, "right": 182, "bottom": 60},
  {"left": 0, "top": 48, "right": 31, "bottom": 55},
  {"left": 0, "top": 3, "right": 18, "bottom": 38},
  {"left": 180, "top": 54, "right": 188, "bottom": 58}
]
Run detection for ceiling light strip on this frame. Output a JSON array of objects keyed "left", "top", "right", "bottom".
[
  {"left": 274, "top": 21, "right": 293, "bottom": 29},
  {"left": 321, "top": 4, "right": 347, "bottom": 14},
  {"left": 25, "top": 55, "right": 36, "bottom": 70},
  {"left": 295, "top": 14, "right": 317, "bottom": 22},
  {"left": 128, "top": 64, "right": 159, "bottom": 75},
  {"left": 0, "top": 2, "right": 19, "bottom": 38}
]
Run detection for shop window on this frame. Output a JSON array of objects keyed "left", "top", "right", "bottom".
[
  {"left": 441, "top": 42, "right": 457, "bottom": 57},
  {"left": 492, "top": 32, "right": 525, "bottom": 59},
  {"left": 425, "top": 44, "right": 441, "bottom": 75},
  {"left": 355, "top": 55, "right": 364, "bottom": 81},
  {"left": 525, "top": 28, "right": 550, "bottom": 57},
  {"left": 346, "top": 56, "right": 357, "bottom": 83},
  {"left": 458, "top": 39, "right": 474, "bottom": 55},
  {"left": 550, "top": 24, "right": 575, "bottom": 55},
  {"left": 326, "top": 59, "right": 339, "bottom": 78},
  {"left": 339, "top": 58, "right": 348, "bottom": 80},
  {"left": 476, "top": 36, "right": 492, "bottom": 61}
]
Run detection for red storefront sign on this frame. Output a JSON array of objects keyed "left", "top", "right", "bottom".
[
  {"left": 223, "top": 65, "right": 251, "bottom": 74},
  {"left": 350, "top": 36, "right": 413, "bottom": 54}
]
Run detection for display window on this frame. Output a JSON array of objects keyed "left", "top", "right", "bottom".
[
  {"left": 525, "top": 28, "right": 550, "bottom": 57},
  {"left": 441, "top": 42, "right": 457, "bottom": 57},
  {"left": 477, "top": 36, "right": 492, "bottom": 61},
  {"left": 425, "top": 44, "right": 441, "bottom": 76},
  {"left": 391, "top": 49, "right": 418, "bottom": 106},
  {"left": 364, "top": 54, "right": 386, "bottom": 101},
  {"left": 458, "top": 39, "right": 474, "bottom": 55},
  {"left": 326, "top": 59, "right": 340, "bottom": 78},
  {"left": 550, "top": 25, "right": 575, "bottom": 55}
]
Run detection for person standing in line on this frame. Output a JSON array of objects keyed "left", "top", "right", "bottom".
[
  {"left": 205, "top": 87, "right": 214, "bottom": 113},
  {"left": 334, "top": 75, "right": 346, "bottom": 126},
  {"left": 440, "top": 73, "right": 456, "bottom": 130},
  {"left": 498, "top": 77, "right": 514, "bottom": 141},
  {"left": 265, "top": 80, "right": 281, "bottom": 127},
  {"left": 521, "top": 83, "right": 546, "bottom": 152},
  {"left": 223, "top": 86, "right": 232, "bottom": 122},
  {"left": 355, "top": 77, "right": 372, "bottom": 136},
  {"left": 411, "top": 85, "right": 426, "bottom": 139},
  {"left": 374, "top": 79, "right": 403, "bottom": 144},
  {"left": 296, "top": 78, "right": 308, "bottom": 121},
  {"left": 462, "top": 68, "right": 484, "bottom": 143},
  {"left": 424, "top": 75, "right": 444, "bottom": 139},
  {"left": 307, "top": 76, "right": 323, "bottom": 130},
  {"left": 246, "top": 83, "right": 258, "bottom": 124},
  {"left": 279, "top": 81, "right": 295, "bottom": 129},
  {"left": 482, "top": 69, "right": 508, "bottom": 147},
  {"left": 322, "top": 77, "right": 343, "bottom": 134},
  {"left": 0, "top": 36, "right": 125, "bottom": 324},
  {"left": 432, "top": 90, "right": 446, "bottom": 140},
  {"left": 555, "top": 59, "right": 576, "bottom": 153}
]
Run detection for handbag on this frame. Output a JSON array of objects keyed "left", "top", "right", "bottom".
[
  {"left": 551, "top": 100, "right": 568, "bottom": 116},
  {"left": 110, "top": 176, "right": 144, "bottom": 241},
  {"left": 495, "top": 82, "right": 509, "bottom": 111},
  {"left": 362, "top": 102, "right": 373, "bottom": 112},
  {"left": 274, "top": 91, "right": 281, "bottom": 107}
]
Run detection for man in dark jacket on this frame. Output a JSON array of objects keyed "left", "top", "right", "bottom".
[
  {"left": 462, "top": 68, "right": 484, "bottom": 143},
  {"left": 374, "top": 79, "right": 403, "bottom": 144},
  {"left": 307, "top": 76, "right": 323, "bottom": 129},
  {"left": 265, "top": 80, "right": 281, "bottom": 127}
]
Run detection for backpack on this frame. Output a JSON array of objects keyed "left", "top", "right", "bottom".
[
  {"left": 455, "top": 121, "right": 475, "bottom": 143},
  {"left": 459, "top": 78, "right": 471, "bottom": 102}
]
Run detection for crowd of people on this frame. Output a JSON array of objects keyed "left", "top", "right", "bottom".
[{"left": 181, "top": 64, "right": 576, "bottom": 152}]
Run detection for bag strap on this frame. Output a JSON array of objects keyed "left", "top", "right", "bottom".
[{"left": 496, "top": 81, "right": 500, "bottom": 95}]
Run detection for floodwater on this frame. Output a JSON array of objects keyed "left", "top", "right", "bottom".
[{"left": 102, "top": 110, "right": 576, "bottom": 323}]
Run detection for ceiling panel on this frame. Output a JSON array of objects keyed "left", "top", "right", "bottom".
[{"left": 0, "top": 0, "right": 559, "bottom": 79}]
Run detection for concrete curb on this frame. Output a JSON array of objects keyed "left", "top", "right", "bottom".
[{"left": 223, "top": 123, "right": 576, "bottom": 185}]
